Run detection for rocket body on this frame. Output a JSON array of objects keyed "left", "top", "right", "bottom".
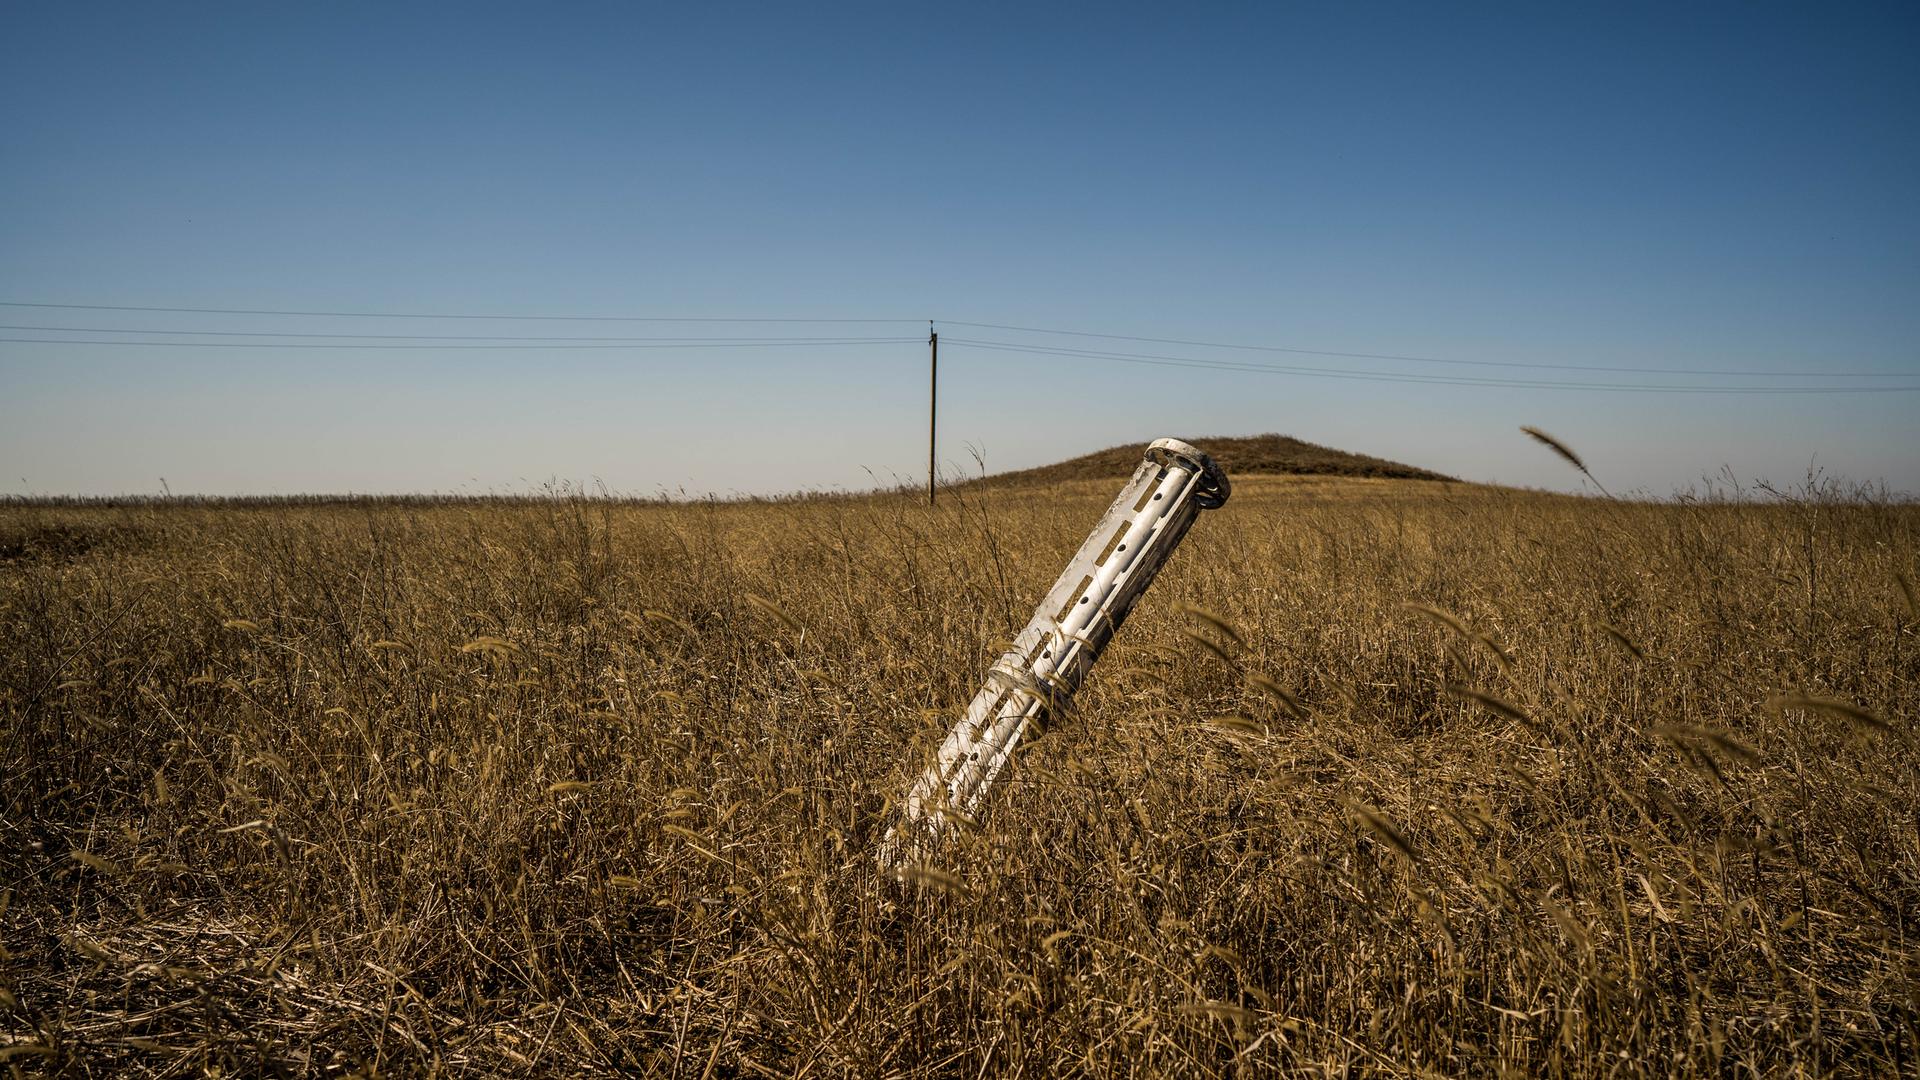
[{"left": 881, "top": 438, "right": 1229, "bottom": 864}]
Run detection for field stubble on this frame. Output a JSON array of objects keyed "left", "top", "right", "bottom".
[{"left": 1, "top": 473, "right": 1916, "bottom": 1075}]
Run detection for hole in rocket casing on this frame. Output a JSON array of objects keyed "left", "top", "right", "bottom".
[
  {"left": 1131, "top": 470, "right": 1167, "bottom": 512},
  {"left": 1054, "top": 575, "right": 1094, "bottom": 621},
  {"left": 1094, "top": 523, "right": 1130, "bottom": 567}
]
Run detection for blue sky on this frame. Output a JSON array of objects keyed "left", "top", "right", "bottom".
[{"left": 2, "top": 2, "right": 1915, "bottom": 496}]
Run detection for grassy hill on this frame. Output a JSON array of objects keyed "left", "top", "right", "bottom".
[{"left": 974, "top": 433, "right": 1454, "bottom": 486}]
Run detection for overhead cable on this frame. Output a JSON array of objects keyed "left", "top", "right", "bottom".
[
  {"left": 941, "top": 338, "right": 1920, "bottom": 395},
  {"left": 0, "top": 300, "right": 921, "bottom": 324},
  {"left": 941, "top": 319, "right": 1909, "bottom": 379},
  {"left": 0, "top": 324, "right": 916, "bottom": 343},
  {"left": 0, "top": 337, "right": 919, "bottom": 350}
]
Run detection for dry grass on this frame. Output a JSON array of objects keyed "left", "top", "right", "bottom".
[{"left": 2, "top": 472, "right": 1916, "bottom": 1076}]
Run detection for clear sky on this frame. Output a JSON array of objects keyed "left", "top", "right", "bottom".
[{"left": 3, "top": 2, "right": 1915, "bottom": 498}]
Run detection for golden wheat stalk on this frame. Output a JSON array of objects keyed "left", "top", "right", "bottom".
[{"left": 1521, "top": 426, "right": 1613, "bottom": 498}]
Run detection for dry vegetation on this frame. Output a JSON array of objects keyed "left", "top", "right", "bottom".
[{"left": 2, "top": 463, "right": 1917, "bottom": 1076}]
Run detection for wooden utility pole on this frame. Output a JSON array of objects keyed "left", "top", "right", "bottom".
[{"left": 928, "top": 324, "right": 938, "bottom": 505}]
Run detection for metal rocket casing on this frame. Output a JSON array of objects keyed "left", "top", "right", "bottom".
[{"left": 881, "top": 438, "right": 1230, "bottom": 866}]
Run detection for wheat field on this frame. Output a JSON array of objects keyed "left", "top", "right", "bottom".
[{"left": 2, "top": 469, "right": 1916, "bottom": 1076}]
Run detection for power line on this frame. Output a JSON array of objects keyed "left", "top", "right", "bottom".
[
  {"left": 0, "top": 324, "right": 917, "bottom": 343},
  {"left": 942, "top": 337, "right": 1920, "bottom": 394},
  {"left": 941, "top": 319, "right": 1911, "bottom": 380},
  {"left": 0, "top": 336, "right": 919, "bottom": 350},
  {"left": 0, "top": 300, "right": 921, "bottom": 324},
  {"left": 5, "top": 299, "right": 1910, "bottom": 384}
]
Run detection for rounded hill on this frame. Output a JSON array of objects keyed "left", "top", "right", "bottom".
[{"left": 974, "top": 434, "right": 1453, "bottom": 486}]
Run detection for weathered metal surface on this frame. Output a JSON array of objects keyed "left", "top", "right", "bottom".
[{"left": 880, "top": 438, "right": 1229, "bottom": 868}]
